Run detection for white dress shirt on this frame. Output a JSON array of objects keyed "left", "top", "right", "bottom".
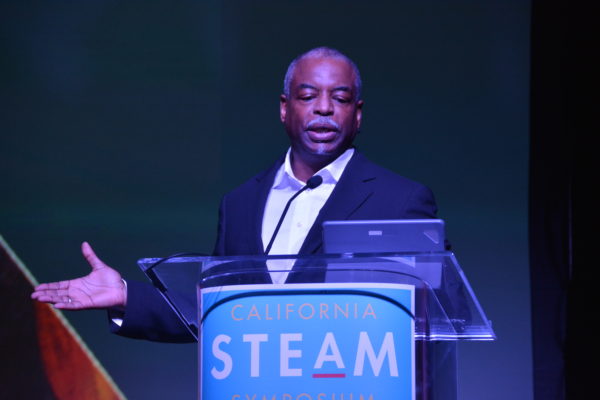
[{"left": 261, "top": 147, "right": 355, "bottom": 283}]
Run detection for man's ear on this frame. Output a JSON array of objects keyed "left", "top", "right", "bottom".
[
  {"left": 355, "top": 99, "right": 364, "bottom": 131},
  {"left": 279, "top": 94, "right": 287, "bottom": 123}
]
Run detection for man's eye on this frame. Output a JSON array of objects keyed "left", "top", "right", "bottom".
[{"left": 335, "top": 97, "right": 350, "bottom": 103}]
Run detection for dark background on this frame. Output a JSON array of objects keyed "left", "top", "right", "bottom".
[{"left": 1, "top": 1, "right": 533, "bottom": 399}]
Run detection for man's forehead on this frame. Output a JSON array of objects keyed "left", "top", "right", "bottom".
[{"left": 290, "top": 56, "right": 356, "bottom": 88}]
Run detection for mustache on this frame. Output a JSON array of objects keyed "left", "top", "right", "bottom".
[{"left": 305, "top": 117, "right": 340, "bottom": 131}]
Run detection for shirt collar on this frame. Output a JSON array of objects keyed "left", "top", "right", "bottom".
[{"left": 272, "top": 147, "right": 355, "bottom": 190}]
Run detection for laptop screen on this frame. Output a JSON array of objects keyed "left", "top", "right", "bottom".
[{"left": 322, "top": 219, "right": 445, "bottom": 253}]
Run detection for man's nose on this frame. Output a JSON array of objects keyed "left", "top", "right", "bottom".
[{"left": 313, "top": 95, "right": 333, "bottom": 116}]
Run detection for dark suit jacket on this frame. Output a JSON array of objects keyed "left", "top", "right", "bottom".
[
  {"left": 114, "top": 151, "right": 439, "bottom": 341},
  {"left": 213, "top": 151, "right": 437, "bottom": 257}
]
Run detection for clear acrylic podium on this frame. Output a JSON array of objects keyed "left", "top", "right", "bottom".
[{"left": 139, "top": 252, "right": 495, "bottom": 400}]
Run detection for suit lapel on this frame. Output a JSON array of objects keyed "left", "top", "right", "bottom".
[
  {"left": 298, "top": 152, "right": 376, "bottom": 254},
  {"left": 249, "top": 157, "right": 285, "bottom": 255}
]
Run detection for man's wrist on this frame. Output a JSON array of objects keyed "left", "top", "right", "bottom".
[
  {"left": 120, "top": 278, "right": 128, "bottom": 307},
  {"left": 109, "top": 278, "right": 128, "bottom": 313}
]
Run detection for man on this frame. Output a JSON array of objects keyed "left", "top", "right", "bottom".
[{"left": 31, "top": 47, "right": 439, "bottom": 342}]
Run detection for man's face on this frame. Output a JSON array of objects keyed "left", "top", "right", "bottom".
[{"left": 280, "top": 56, "right": 363, "bottom": 164}]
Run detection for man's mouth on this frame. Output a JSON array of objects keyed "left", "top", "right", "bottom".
[
  {"left": 305, "top": 117, "right": 340, "bottom": 143},
  {"left": 306, "top": 121, "right": 339, "bottom": 142},
  {"left": 307, "top": 127, "right": 337, "bottom": 142}
]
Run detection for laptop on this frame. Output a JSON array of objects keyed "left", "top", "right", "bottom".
[{"left": 322, "top": 219, "right": 445, "bottom": 253}]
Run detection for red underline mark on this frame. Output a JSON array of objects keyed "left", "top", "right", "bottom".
[{"left": 312, "top": 373, "right": 346, "bottom": 378}]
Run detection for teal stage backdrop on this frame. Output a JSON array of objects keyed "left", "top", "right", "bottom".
[{"left": 1, "top": 1, "right": 531, "bottom": 399}]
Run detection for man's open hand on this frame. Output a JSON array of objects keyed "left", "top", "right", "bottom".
[{"left": 31, "top": 242, "right": 127, "bottom": 310}]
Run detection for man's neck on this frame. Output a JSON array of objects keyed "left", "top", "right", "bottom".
[{"left": 289, "top": 147, "right": 354, "bottom": 182}]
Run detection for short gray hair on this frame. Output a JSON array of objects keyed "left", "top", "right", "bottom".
[{"left": 283, "top": 47, "right": 362, "bottom": 101}]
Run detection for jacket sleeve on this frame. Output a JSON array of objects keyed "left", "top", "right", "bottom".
[
  {"left": 109, "top": 280, "right": 196, "bottom": 343},
  {"left": 402, "top": 184, "right": 438, "bottom": 219}
]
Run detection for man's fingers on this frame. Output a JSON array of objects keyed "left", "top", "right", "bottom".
[
  {"left": 32, "top": 281, "right": 69, "bottom": 300},
  {"left": 34, "top": 281, "right": 69, "bottom": 291},
  {"left": 32, "top": 292, "right": 85, "bottom": 309},
  {"left": 32, "top": 287, "right": 70, "bottom": 299},
  {"left": 53, "top": 298, "right": 85, "bottom": 310},
  {"left": 33, "top": 294, "right": 63, "bottom": 303},
  {"left": 81, "top": 241, "right": 106, "bottom": 271}
]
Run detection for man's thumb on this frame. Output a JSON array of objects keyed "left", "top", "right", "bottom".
[{"left": 81, "top": 241, "right": 105, "bottom": 270}]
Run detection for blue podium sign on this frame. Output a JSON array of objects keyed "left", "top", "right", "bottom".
[{"left": 199, "top": 282, "right": 415, "bottom": 400}]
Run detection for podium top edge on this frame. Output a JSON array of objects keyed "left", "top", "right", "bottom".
[{"left": 138, "top": 251, "right": 456, "bottom": 264}]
